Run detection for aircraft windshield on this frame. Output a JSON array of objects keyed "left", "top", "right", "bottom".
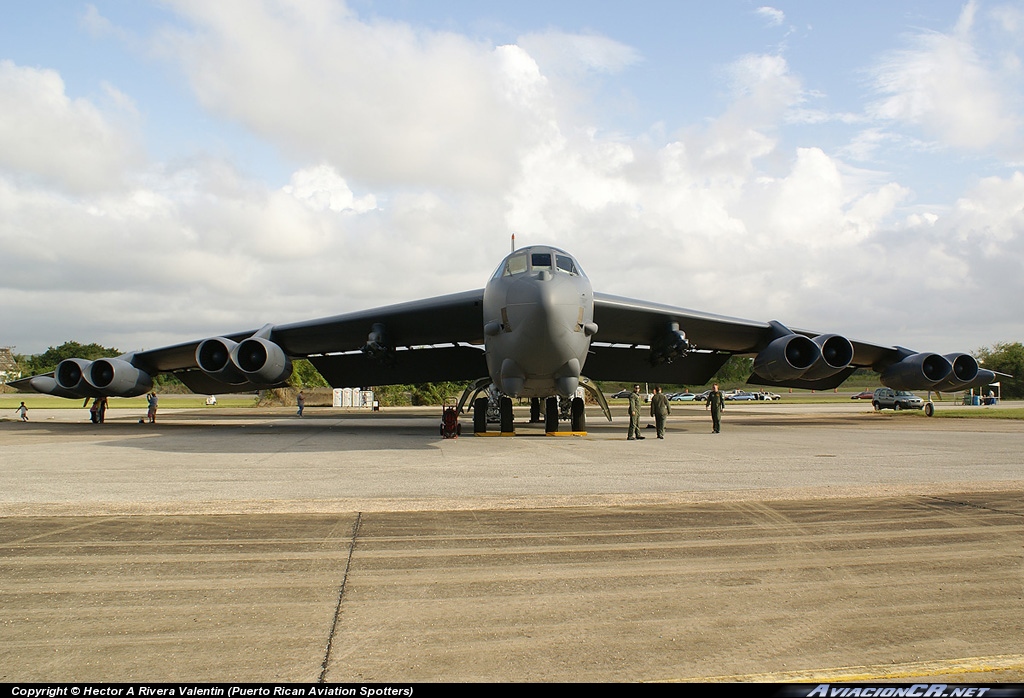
[
  {"left": 556, "top": 255, "right": 578, "bottom": 275},
  {"left": 531, "top": 252, "right": 552, "bottom": 269},
  {"left": 500, "top": 253, "right": 529, "bottom": 276},
  {"left": 494, "top": 248, "right": 587, "bottom": 278}
]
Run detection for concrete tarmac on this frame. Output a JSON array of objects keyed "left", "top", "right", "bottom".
[{"left": 1, "top": 402, "right": 1023, "bottom": 682}]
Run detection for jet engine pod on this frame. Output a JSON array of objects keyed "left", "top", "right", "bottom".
[
  {"left": 55, "top": 358, "right": 94, "bottom": 395},
  {"left": 752, "top": 334, "right": 820, "bottom": 382},
  {"left": 802, "top": 334, "right": 854, "bottom": 380},
  {"left": 231, "top": 337, "right": 292, "bottom": 386},
  {"left": 196, "top": 338, "right": 248, "bottom": 384},
  {"left": 928, "top": 353, "right": 978, "bottom": 391},
  {"left": 86, "top": 358, "right": 153, "bottom": 397},
  {"left": 29, "top": 375, "right": 88, "bottom": 399},
  {"left": 881, "top": 352, "right": 952, "bottom": 391}
]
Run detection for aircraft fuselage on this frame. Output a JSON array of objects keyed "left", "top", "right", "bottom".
[{"left": 482, "top": 246, "right": 598, "bottom": 398}]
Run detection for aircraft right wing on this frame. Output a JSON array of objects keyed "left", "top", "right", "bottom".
[{"left": 588, "top": 293, "right": 993, "bottom": 392}]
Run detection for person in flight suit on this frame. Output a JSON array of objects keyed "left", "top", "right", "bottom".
[
  {"left": 706, "top": 383, "right": 725, "bottom": 433},
  {"left": 627, "top": 384, "right": 645, "bottom": 440},
  {"left": 650, "top": 385, "right": 670, "bottom": 439}
]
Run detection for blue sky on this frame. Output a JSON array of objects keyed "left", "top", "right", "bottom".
[{"left": 1, "top": 1, "right": 1022, "bottom": 356}]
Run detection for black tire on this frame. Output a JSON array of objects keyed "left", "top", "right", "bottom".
[
  {"left": 924, "top": 402, "right": 934, "bottom": 417},
  {"left": 545, "top": 397, "right": 559, "bottom": 433},
  {"left": 571, "top": 397, "right": 585, "bottom": 432},
  {"left": 895, "top": 402, "right": 902, "bottom": 411},
  {"left": 473, "top": 397, "right": 488, "bottom": 433},
  {"left": 872, "top": 401, "right": 880, "bottom": 411},
  {"left": 500, "top": 396, "right": 514, "bottom": 434}
]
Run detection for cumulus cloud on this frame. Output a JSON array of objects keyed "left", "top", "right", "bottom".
[
  {"left": 154, "top": 0, "right": 546, "bottom": 191},
  {"left": 2, "top": 2, "right": 1021, "bottom": 360},
  {"left": 0, "top": 60, "right": 139, "bottom": 193},
  {"left": 866, "top": 0, "right": 1022, "bottom": 154}
]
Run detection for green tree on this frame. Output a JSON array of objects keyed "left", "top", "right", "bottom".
[
  {"left": 288, "top": 359, "right": 329, "bottom": 389},
  {"left": 26, "top": 341, "right": 120, "bottom": 375},
  {"left": 711, "top": 356, "right": 753, "bottom": 386},
  {"left": 373, "top": 382, "right": 465, "bottom": 406},
  {"left": 975, "top": 342, "right": 1024, "bottom": 399}
]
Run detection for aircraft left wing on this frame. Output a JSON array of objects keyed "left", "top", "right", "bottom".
[
  {"left": 13, "top": 289, "right": 487, "bottom": 398},
  {"left": 589, "top": 293, "right": 993, "bottom": 392}
]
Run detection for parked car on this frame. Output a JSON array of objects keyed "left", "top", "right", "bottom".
[
  {"left": 850, "top": 390, "right": 875, "bottom": 400},
  {"left": 724, "top": 390, "right": 758, "bottom": 401},
  {"left": 610, "top": 390, "right": 633, "bottom": 399},
  {"left": 668, "top": 392, "right": 697, "bottom": 402},
  {"left": 754, "top": 391, "right": 781, "bottom": 401},
  {"left": 693, "top": 390, "right": 711, "bottom": 402},
  {"left": 871, "top": 387, "right": 924, "bottom": 411}
]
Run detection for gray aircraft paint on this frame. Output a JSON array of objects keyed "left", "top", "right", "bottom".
[{"left": 482, "top": 246, "right": 597, "bottom": 398}]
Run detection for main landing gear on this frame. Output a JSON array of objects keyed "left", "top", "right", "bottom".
[{"left": 469, "top": 393, "right": 587, "bottom": 436}]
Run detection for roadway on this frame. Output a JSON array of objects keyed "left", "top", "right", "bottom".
[{"left": 1, "top": 401, "right": 1022, "bottom": 682}]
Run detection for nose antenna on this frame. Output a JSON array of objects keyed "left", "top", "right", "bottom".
[{"left": 511, "top": 233, "right": 516, "bottom": 252}]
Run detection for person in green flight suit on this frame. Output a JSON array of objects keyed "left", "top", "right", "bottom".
[
  {"left": 706, "top": 382, "right": 724, "bottom": 433},
  {"left": 650, "top": 385, "right": 670, "bottom": 439},
  {"left": 627, "top": 384, "right": 645, "bottom": 440}
]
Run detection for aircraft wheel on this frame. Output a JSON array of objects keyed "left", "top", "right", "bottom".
[
  {"left": 473, "top": 397, "right": 488, "bottom": 433},
  {"left": 530, "top": 397, "right": 541, "bottom": 423},
  {"left": 500, "top": 396, "right": 514, "bottom": 433},
  {"left": 924, "top": 402, "right": 934, "bottom": 417},
  {"left": 571, "top": 397, "right": 585, "bottom": 432},
  {"left": 545, "top": 397, "right": 559, "bottom": 433}
]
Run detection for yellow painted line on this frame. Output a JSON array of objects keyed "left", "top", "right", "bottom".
[
  {"left": 650, "top": 654, "right": 1024, "bottom": 683},
  {"left": 473, "top": 431, "right": 516, "bottom": 437},
  {"left": 545, "top": 431, "right": 587, "bottom": 437}
]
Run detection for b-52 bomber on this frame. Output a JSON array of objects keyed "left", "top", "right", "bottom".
[{"left": 13, "top": 245, "right": 994, "bottom": 433}]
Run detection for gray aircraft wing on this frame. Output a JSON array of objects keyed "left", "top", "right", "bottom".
[
  {"left": 15, "top": 289, "right": 487, "bottom": 397},
  {"left": 589, "top": 293, "right": 974, "bottom": 391}
]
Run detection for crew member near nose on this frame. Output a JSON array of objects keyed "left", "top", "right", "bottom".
[
  {"left": 650, "top": 385, "right": 670, "bottom": 439},
  {"left": 627, "top": 384, "right": 644, "bottom": 440}
]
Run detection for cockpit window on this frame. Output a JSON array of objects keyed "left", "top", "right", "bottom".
[
  {"left": 556, "top": 255, "right": 577, "bottom": 275},
  {"left": 531, "top": 252, "right": 552, "bottom": 269},
  {"left": 502, "top": 253, "right": 528, "bottom": 276}
]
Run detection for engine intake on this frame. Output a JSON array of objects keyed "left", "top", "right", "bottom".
[
  {"left": 753, "top": 334, "right": 820, "bottom": 382},
  {"left": 231, "top": 337, "right": 292, "bottom": 386},
  {"left": 86, "top": 358, "right": 153, "bottom": 397},
  {"left": 55, "top": 358, "right": 94, "bottom": 396},
  {"left": 196, "top": 338, "right": 248, "bottom": 384},
  {"left": 881, "top": 352, "right": 952, "bottom": 391},
  {"left": 802, "top": 334, "right": 854, "bottom": 381}
]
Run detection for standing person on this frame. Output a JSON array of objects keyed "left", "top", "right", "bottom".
[
  {"left": 627, "top": 384, "right": 644, "bottom": 440},
  {"left": 706, "top": 383, "right": 724, "bottom": 433},
  {"left": 16, "top": 401, "right": 28, "bottom": 421},
  {"left": 650, "top": 386, "right": 670, "bottom": 439},
  {"left": 146, "top": 392, "right": 158, "bottom": 423},
  {"left": 296, "top": 391, "right": 305, "bottom": 417}
]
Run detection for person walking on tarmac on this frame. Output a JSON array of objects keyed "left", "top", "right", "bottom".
[
  {"left": 706, "top": 383, "right": 725, "bottom": 433},
  {"left": 650, "top": 385, "right": 670, "bottom": 439},
  {"left": 627, "top": 384, "right": 645, "bottom": 440}
]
